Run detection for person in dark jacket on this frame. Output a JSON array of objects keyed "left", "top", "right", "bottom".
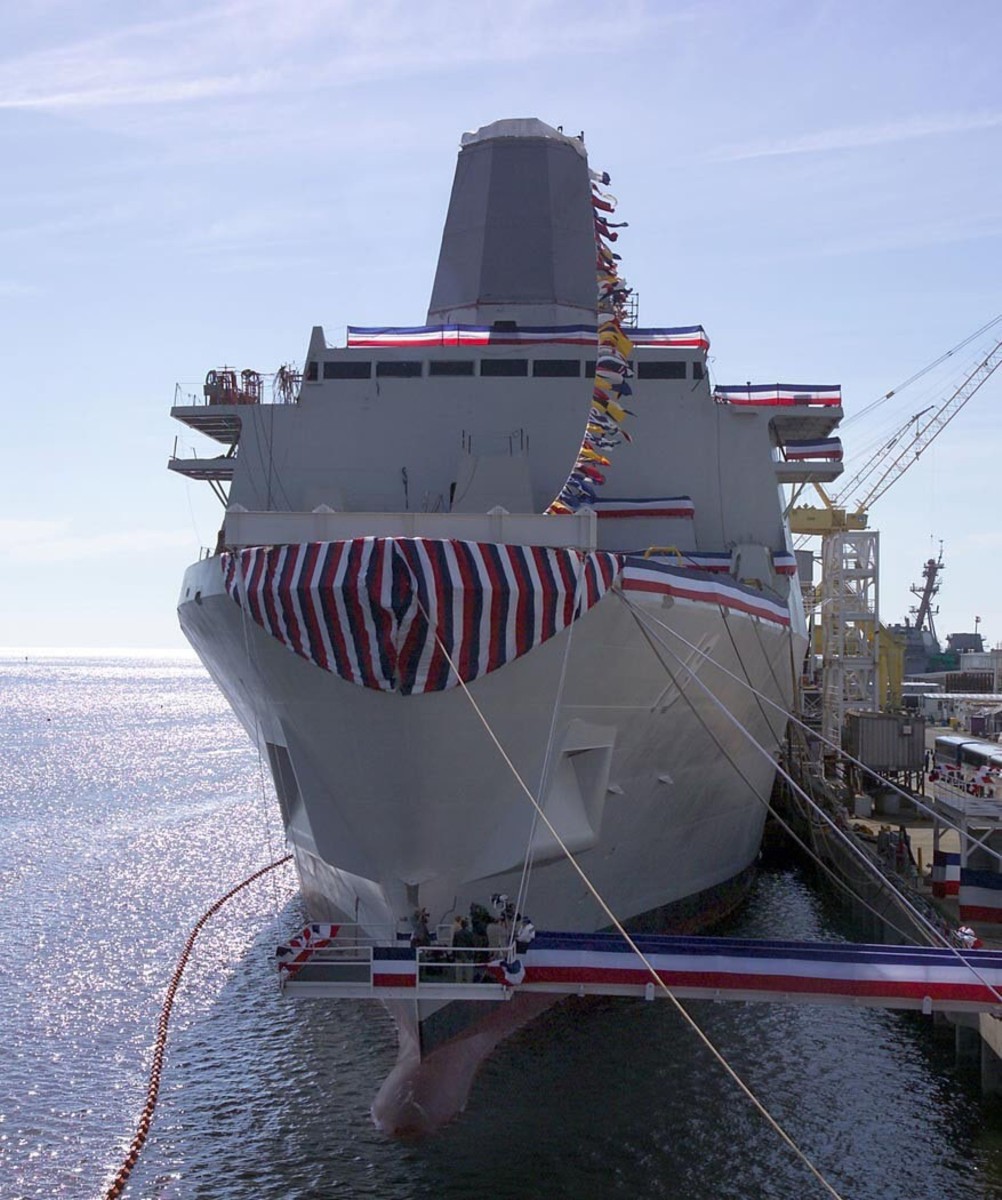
[{"left": 452, "top": 916, "right": 477, "bottom": 982}]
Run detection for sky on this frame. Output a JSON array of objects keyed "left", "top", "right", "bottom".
[{"left": 1, "top": 0, "right": 1000, "bottom": 651}]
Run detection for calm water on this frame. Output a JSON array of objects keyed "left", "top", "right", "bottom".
[{"left": 4, "top": 652, "right": 1002, "bottom": 1200}]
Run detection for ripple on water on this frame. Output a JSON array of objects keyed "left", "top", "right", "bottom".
[{"left": 3, "top": 654, "right": 1002, "bottom": 1199}]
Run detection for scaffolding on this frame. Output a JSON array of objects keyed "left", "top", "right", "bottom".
[{"left": 820, "top": 530, "right": 880, "bottom": 753}]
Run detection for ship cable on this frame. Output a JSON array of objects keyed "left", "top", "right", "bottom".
[
  {"left": 636, "top": 598, "right": 1002, "bottom": 874},
  {"left": 624, "top": 592, "right": 962, "bottom": 936},
  {"left": 622, "top": 597, "right": 1002, "bottom": 1005},
  {"left": 720, "top": 607, "right": 791, "bottom": 744},
  {"left": 624, "top": 598, "right": 926, "bottom": 945},
  {"left": 418, "top": 603, "right": 849, "bottom": 1200},
  {"left": 624, "top": 593, "right": 1002, "bottom": 1001},
  {"left": 101, "top": 854, "right": 292, "bottom": 1200},
  {"left": 510, "top": 550, "right": 591, "bottom": 937},
  {"left": 843, "top": 313, "right": 1002, "bottom": 428}
]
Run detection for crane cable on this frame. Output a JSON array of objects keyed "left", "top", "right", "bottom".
[
  {"left": 419, "top": 603, "right": 848, "bottom": 1200},
  {"left": 101, "top": 854, "right": 292, "bottom": 1200},
  {"left": 842, "top": 313, "right": 1002, "bottom": 428}
]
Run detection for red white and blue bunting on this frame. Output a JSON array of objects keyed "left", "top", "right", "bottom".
[
  {"left": 714, "top": 383, "right": 842, "bottom": 407},
  {"left": 932, "top": 851, "right": 961, "bottom": 898},
  {"left": 621, "top": 556, "right": 791, "bottom": 626},
  {"left": 959, "top": 868, "right": 1002, "bottom": 923},
  {"left": 782, "top": 438, "right": 844, "bottom": 461},
  {"left": 346, "top": 325, "right": 598, "bottom": 347},
  {"left": 222, "top": 539, "right": 620, "bottom": 694},
  {"left": 341, "top": 324, "right": 709, "bottom": 350},
  {"left": 276, "top": 923, "right": 340, "bottom": 979},
  {"left": 590, "top": 496, "right": 695, "bottom": 520},
  {"left": 771, "top": 551, "right": 798, "bottom": 576},
  {"left": 629, "top": 326, "right": 709, "bottom": 351}
]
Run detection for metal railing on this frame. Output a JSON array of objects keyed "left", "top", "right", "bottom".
[{"left": 415, "top": 945, "right": 508, "bottom": 987}]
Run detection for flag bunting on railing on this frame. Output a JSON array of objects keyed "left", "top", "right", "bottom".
[
  {"left": 621, "top": 556, "right": 791, "bottom": 626},
  {"left": 343, "top": 324, "right": 709, "bottom": 349},
  {"left": 276, "top": 923, "right": 340, "bottom": 979},
  {"left": 713, "top": 383, "right": 842, "bottom": 407},
  {"left": 589, "top": 496, "right": 695, "bottom": 520},
  {"left": 346, "top": 325, "right": 598, "bottom": 347},
  {"left": 782, "top": 437, "right": 844, "bottom": 461}
]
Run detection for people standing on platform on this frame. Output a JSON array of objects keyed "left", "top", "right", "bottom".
[
  {"left": 468, "top": 902, "right": 493, "bottom": 947},
  {"left": 410, "top": 907, "right": 431, "bottom": 949},
  {"left": 895, "top": 826, "right": 913, "bottom": 877},
  {"left": 452, "top": 916, "right": 476, "bottom": 982}
]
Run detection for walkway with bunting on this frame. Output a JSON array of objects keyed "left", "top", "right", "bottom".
[{"left": 276, "top": 925, "right": 1002, "bottom": 1014}]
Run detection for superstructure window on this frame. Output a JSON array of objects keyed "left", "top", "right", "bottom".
[
  {"left": 429, "top": 360, "right": 476, "bottom": 376},
  {"left": 481, "top": 359, "right": 529, "bottom": 377},
  {"left": 376, "top": 361, "right": 423, "bottom": 378},
  {"left": 324, "top": 360, "right": 372, "bottom": 379},
  {"left": 532, "top": 359, "right": 582, "bottom": 377},
  {"left": 585, "top": 360, "right": 596, "bottom": 377},
  {"left": 305, "top": 361, "right": 319, "bottom": 382},
  {"left": 693, "top": 360, "right": 704, "bottom": 380},
  {"left": 638, "top": 361, "right": 687, "bottom": 380}
]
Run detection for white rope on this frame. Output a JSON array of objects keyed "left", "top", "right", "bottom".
[
  {"left": 621, "top": 594, "right": 1002, "bottom": 1007},
  {"left": 626, "top": 604, "right": 932, "bottom": 944},
  {"left": 630, "top": 596, "right": 1002, "bottom": 868},
  {"left": 509, "top": 550, "right": 590, "bottom": 941},
  {"left": 422, "top": 610, "right": 847, "bottom": 1200}
]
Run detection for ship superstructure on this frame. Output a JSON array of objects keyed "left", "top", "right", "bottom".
[{"left": 170, "top": 119, "right": 841, "bottom": 1131}]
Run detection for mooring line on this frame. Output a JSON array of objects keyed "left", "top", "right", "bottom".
[
  {"left": 101, "top": 854, "right": 292, "bottom": 1200},
  {"left": 421, "top": 610, "right": 847, "bottom": 1200}
]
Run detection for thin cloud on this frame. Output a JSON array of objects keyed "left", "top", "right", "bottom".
[
  {"left": 0, "top": 1, "right": 694, "bottom": 112},
  {"left": 0, "top": 520, "right": 192, "bottom": 564},
  {"left": 0, "top": 279, "right": 40, "bottom": 297},
  {"left": 707, "top": 111, "right": 1002, "bottom": 163}
]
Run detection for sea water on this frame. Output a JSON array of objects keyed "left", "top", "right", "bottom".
[{"left": 3, "top": 651, "right": 1002, "bottom": 1200}]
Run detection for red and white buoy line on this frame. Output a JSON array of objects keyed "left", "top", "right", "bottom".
[{"left": 101, "top": 853, "right": 292, "bottom": 1200}]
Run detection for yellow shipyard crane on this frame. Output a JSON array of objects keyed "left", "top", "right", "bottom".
[{"left": 788, "top": 319, "right": 1002, "bottom": 749}]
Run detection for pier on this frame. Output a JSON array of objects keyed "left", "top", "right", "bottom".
[{"left": 277, "top": 924, "right": 1002, "bottom": 1014}]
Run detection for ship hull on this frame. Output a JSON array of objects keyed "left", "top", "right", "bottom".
[{"left": 179, "top": 546, "right": 801, "bottom": 1127}]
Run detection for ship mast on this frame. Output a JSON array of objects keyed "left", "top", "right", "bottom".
[{"left": 909, "top": 544, "right": 943, "bottom": 644}]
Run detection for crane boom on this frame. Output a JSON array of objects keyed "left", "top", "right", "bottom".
[{"left": 843, "top": 337, "right": 1002, "bottom": 514}]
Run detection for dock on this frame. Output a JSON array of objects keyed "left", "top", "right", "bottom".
[{"left": 277, "top": 924, "right": 1002, "bottom": 1014}]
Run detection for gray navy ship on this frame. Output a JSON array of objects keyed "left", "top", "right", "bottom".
[{"left": 169, "top": 118, "right": 841, "bottom": 1131}]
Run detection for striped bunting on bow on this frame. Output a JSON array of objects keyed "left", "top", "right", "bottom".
[
  {"left": 222, "top": 539, "right": 621, "bottom": 694},
  {"left": 621, "top": 556, "right": 790, "bottom": 626}
]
